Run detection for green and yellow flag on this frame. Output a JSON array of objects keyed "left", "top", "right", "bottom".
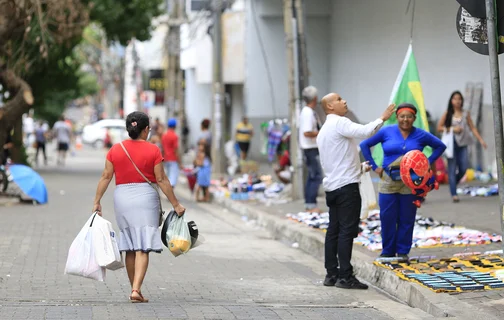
[{"left": 371, "top": 44, "right": 432, "bottom": 166}]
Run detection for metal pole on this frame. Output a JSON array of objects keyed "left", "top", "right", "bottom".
[
  {"left": 132, "top": 39, "right": 142, "bottom": 112},
  {"left": 283, "top": 0, "right": 302, "bottom": 200},
  {"left": 211, "top": 0, "right": 226, "bottom": 174},
  {"left": 485, "top": 0, "right": 504, "bottom": 252}
]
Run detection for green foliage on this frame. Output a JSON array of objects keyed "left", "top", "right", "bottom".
[
  {"left": 23, "top": 0, "right": 164, "bottom": 123},
  {"left": 86, "top": 0, "right": 164, "bottom": 45}
]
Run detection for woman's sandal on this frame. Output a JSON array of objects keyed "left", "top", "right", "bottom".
[{"left": 129, "top": 289, "right": 149, "bottom": 303}]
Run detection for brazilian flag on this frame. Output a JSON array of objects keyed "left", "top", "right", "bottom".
[{"left": 372, "top": 43, "right": 432, "bottom": 167}]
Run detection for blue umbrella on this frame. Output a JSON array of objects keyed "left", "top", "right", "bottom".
[{"left": 8, "top": 164, "right": 48, "bottom": 204}]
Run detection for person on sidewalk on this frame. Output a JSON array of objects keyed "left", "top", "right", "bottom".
[
  {"left": 436, "top": 91, "right": 487, "bottom": 203},
  {"left": 194, "top": 142, "right": 212, "bottom": 202},
  {"left": 299, "top": 86, "right": 323, "bottom": 213},
  {"left": 52, "top": 115, "right": 72, "bottom": 166},
  {"left": 198, "top": 119, "right": 212, "bottom": 147},
  {"left": 235, "top": 117, "right": 254, "bottom": 160},
  {"left": 317, "top": 92, "right": 395, "bottom": 289},
  {"left": 92, "top": 111, "right": 186, "bottom": 303},
  {"left": 162, "top": 118, "right": 181, "bottom": 188},
  {"left": 34, "top": 120, "right": 48, "bottom": 166},
  {"left": 360, "top": 104, "right": 446, "bottom": 260}
]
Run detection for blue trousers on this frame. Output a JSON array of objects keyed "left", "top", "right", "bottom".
[
  {"left": 303, "top": 148, "right": 322, "bottom": 209},
  {"left": 448, "top": 142, "right": 468, "bottom": 197},
  {"left": 378, "top": 193, "right": 418, "bottom": 256}
]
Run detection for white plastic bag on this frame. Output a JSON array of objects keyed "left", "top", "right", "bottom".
[
  {"left": 91, "top": 214, "right": 124, "bottom": 271},
  {"left": 64, "top": 214, "right": 106, "bottom": 281},
  {"left": 441, "top": 128, "right": 454, "bottom": 159},
  {"left": 166, "top": 214, "right": 192, "bottom": 257},
  {"left": 360, "top": 172, "right": 377, "bottom": 220}
]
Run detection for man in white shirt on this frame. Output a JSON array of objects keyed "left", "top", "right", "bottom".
[
  {"left": 53, "top": 115, "right": 72, "bottom": 166},
  {"left": 317, "top": 92, "right": 395, "bottom": 289},
  {"left": 299, "top": 86, "right": 322, "bottom": 212}
]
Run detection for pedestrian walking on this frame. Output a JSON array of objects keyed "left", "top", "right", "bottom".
[
  {"left": 317, "top": 92, "right": 395, "bottom": 289},
  {"left": 235, "top": 117, "right": 254, "bottom": 160},
  {"left": 360, "top": 104, "right": 446, "bottom": 260},
  {"left": 52, "top": 115, "right": 72, "bottom": 166},
  {"left": 162, "top": 118, "right": 181, "bottom": 188},
  {"left": 299, "top": 86, "right": 322, "bottom": 213},
  {"left": 92, "top": 111, "right": 185, "bottom": 303},
  {"left": 34, "top": 120, "right": 48, "bottom": 166},
  {"left": 436, "top": 91, "right": 487, "bottom": 203}
]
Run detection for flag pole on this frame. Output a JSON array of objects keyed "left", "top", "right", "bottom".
[{"left": 485, "top": 0, "right": 504, "bottom": 254}]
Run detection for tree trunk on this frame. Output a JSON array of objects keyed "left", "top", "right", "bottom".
[
  {"left": 0, "top": 67, "right": 34, "bottom": 165},
  {"left": 10, "top": 117, "right": 27, "bottom": 164}
]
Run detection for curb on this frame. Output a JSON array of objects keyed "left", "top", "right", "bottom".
[{"left": 203, "top": 194, "right": 500, "bottom": 319}]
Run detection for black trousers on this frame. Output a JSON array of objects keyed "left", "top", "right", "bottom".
[{"left": 324, "top": 183, "right": 361, "bottom": 279}]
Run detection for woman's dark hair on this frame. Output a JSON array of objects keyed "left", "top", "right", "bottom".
[
  {"left": 126, "top": 111, "right": 150, "bottom": 140},
  {"left": 444, "top": 91, "right": 464, "bottom": 128},
  {"left": 201, "top": 119, "right": 210, "bottom": 130}
]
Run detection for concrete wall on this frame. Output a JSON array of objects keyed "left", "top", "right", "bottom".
[
  {"left": 185, "top": 69, "right": 212, "bottom": 147},
  {"left": 329, "top": 0, "right": 504, "bottom": 122},
  {"left": 244, "top": 0, "right": 332, "bottom": 160}
]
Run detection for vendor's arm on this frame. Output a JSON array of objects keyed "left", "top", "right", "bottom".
[
  {"left": 359, "top": 128, "right": 385, "bottom": 171},
  {"left": 422, "top": 131, "right": 447, "bottom": 164}
]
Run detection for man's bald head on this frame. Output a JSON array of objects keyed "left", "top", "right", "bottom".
[{"left": 321, "top": 93, "right": 348, "bottom": 116}]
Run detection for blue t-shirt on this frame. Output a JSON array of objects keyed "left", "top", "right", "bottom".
[{"left": 360, "top": 125, "right": 446, "bottom": 170}]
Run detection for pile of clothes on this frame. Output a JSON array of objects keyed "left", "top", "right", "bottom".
[
  {"left": 286, "top": 210, "right": 502, "bottom": 251},
  {"left": 457, "top": 184, "right": 498, "bottom": 197}
]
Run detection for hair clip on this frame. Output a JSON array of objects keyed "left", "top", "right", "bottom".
[{"left": 131, "top": 122, "right": 137, "bottom": 127}]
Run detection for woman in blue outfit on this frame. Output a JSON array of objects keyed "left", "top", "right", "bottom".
[{"left": 360, "top": 104, "right": 446, "bottom": 259}]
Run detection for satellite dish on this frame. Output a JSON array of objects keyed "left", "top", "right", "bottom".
[{"left": 456, "top": 5, "right": 504, "bottom": 55}]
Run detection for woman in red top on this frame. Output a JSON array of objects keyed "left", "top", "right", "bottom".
[{"left": 92, "top": 111, "right": 185, "bottom": 303}]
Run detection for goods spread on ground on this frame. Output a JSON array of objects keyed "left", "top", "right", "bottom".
[
  {"left": 211, "top": 174, "right": 291, "bottom": 205},
  {"left": 286, "top": 210, "right": 502, "bottom": 251},
  {"left": 374, "top": 253, "right": 504, "bottom": 293}
]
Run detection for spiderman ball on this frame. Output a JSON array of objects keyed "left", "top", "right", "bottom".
[{"left": 400, "top": 150, "right": 430, "bottom": 190}]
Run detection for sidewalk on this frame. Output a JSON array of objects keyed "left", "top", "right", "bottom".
[
  {"left": 0, "top": 147, "right": 441, "bottom": 320},
  {"left": 177, "top": 173, "right": 504, "bottom": 319}
]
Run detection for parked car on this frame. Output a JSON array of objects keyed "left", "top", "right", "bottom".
[{"left": 82, "top": 119, "right": 128, "bottom": 148}]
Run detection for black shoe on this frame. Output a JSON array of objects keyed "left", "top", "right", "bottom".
[
  {"left": 397, "top": 254, "right": 409, "bottom": 261},
  {"left": 335, "top": 276, "right": 369, "bottom": 290},
  {"left": 379, "top": 254, "right": 395, "bottom": 258},
  {"left": 323, "top": 274, "right": 338, "bottom": 286}
]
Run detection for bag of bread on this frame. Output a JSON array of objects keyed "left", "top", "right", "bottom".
[{"left": 165, "top": 213, "right": 192, "bottom": 257}]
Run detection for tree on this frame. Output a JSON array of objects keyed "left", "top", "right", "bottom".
[{"left": 0, "top": 0, "right": 163, "bottom": 164}]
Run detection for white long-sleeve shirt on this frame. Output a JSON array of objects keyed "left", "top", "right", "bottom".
[{"left": 316, "top": 114, "right": 383, "bottom": 192}]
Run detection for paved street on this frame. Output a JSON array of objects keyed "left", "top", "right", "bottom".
[{"left": 0, "top": 148, "right": 436, "bottom": 319}]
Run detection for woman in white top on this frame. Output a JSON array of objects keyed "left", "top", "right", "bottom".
[{"left": 437, "top": 91, "right": 487, "bottom": 203}]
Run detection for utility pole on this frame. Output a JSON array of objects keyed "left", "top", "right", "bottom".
[
  {"left": 485, "top": 0, "right": 504, "bottom": 252},
  {"left": 165, "top": 0, "right": 187, "bottom": 153},
  {"left": 211, "top": 0, "right": 226, "bottom": 175},
  {"left": 131, "top": 38, "right": 142, "bottom": 112},
  {"left": 283, "top": 0, "right": 303, "bottom": 200},
  {"left": 294, "top": 0, "right": 308, "bottom": 91}
]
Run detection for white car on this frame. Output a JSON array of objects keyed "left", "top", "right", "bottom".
[{"left": 82, "top": 119, "right": 129, "bottom": 148}]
